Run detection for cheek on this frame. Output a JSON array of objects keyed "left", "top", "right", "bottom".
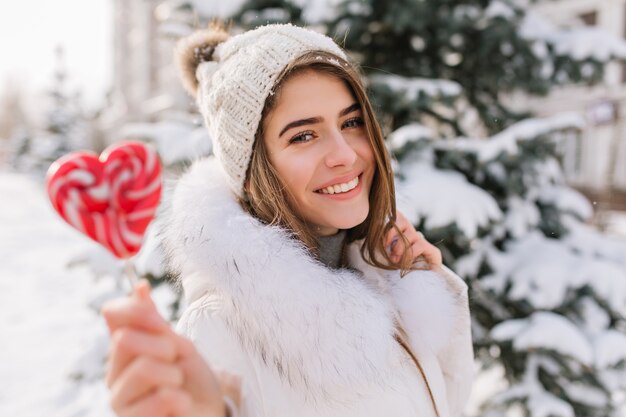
[
  {"left": 273, "top": 154, "right": 318, "bottom": 196},
  {"left": 357, "top": 137, "right": 376, "bottom": 169}
]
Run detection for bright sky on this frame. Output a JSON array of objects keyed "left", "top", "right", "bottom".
[{"left": 0, "top": 0, "right": 112, "bottom": 111}]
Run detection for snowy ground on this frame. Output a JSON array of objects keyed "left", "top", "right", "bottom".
[{"left": 0, "top": 169, "right": 116, "bottom": 417}]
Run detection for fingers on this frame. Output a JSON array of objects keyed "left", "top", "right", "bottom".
[
  {"left": 110, "top": 355, "right": 185, "bottom": 410},
  {"left": 101, "top": 295, "right": 169, "bottom": 334},
  {"left": 385, "top": 210, "right": 412, "bottom": 248},
  {"left": 386, "top": 211, "right": 442, "bottom": 267},
  {"left": 173, "top": 332, "right": 202, "bottom": 359},
  {"left": 394, "top": 210, "right": 410, "bottom": 230},
  {"left": 133, "top": 279, "right": 152, "bottom": 301},
  {"left": 115, "top": 387, "right": 192, "bottom": 417},
  {"left": 407, "top": 238, "right": 442, "bottom": 267},
  {"left": 106, "top": 327, "right": 179, "bottom": 387}
]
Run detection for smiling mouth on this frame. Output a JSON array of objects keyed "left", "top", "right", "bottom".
[{"left": 315, "top": 175, "right": 360, "bottom": 195}]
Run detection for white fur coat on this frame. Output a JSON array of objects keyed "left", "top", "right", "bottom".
[{"left": 160, "top": 157, "right": 474, "bottom": 417}]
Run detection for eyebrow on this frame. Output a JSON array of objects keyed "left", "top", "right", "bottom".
[{"left": 278, "top": 103, "right": 362, "bottom": 138}]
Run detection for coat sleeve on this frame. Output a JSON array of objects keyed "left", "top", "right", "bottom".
[
  {"left": 176, "top": 295, "right": 265, "bottom": 417},
  {"left": 434, "top": 266, "right": 474, "bottom": 417}
]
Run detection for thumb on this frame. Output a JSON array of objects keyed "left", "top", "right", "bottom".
[
  {"left": 134, "top": 279, "right": 170, "bottom": 326},
  {"left": 102, "top": 280, "right": 169, "bottom": 333},
  {"left": 133, "top": 279, "right": 151, "bottom": 300},
  {"left": 133, "top": 279, "right": 160, "bottom": 311}
]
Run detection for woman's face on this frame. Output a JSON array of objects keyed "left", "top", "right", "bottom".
[{"left": 262, "top": 70, "right": 375, "bottom": 236}]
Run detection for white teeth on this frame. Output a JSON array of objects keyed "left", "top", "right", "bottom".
[{"left": 319, "top": 176, "right": 359, "bottom": 194}]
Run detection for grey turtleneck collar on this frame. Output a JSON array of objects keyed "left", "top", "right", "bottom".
[{"left": 317, "top": 229, "right": 347, "bottom": 269}]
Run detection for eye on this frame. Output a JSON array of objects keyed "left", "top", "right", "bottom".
[
  {"left": 289, "top": 130, "right": 316, "bottom": 144},
  {"left": 342, "top": 117, "right": 365, "bottom": 129}
]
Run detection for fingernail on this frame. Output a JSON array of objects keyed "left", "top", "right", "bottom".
[
  {"left": 134, "top": 280, "right": 151, "bottom": 299},
  {"left": 386, "top": 236, "right": 400, "bottom": 254}
]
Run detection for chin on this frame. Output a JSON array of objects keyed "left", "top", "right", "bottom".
[{"left": 330, "top": 210, "right": 369, "bottom": 230}]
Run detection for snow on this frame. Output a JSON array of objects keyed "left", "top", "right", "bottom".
[
  {"left": 593, "top": 330, "right": 626, "bottom": 369},
  {"left": 173, "top": 0, "right": 345, "bottom": 25},
  {"left": 436, "top": 112, "right": 585, "bottom": 162},
  {"left": 185, "top": 0, "right": 247, "bottom": 19},
  {"left": 0, "top": 170, "right": 179, "bottom": 416},
  {"left": 538, "top": 185, "right": 593, "bottom": 220},
  {"left": 560, "top": 380, "right": 609, "bottom": 409},
  {"left": 296, "top": 0, "right": 343, "bottom": 23},
  {"left": 132, "top": 224, "right": 167, "bottom": 278},
  {"left": 577, "top": 259, "right": 626, "bottom": 318},
  {"left": 411, "top": 36, "right": 426, "bottom": 52},
  {"left": 452, "top": 5, "right": 482, "bottom": 21},
  {"left": 0, "top": 171, "right": 116, "bottom": 416},
  {"left": 605, "top": 211, "right": 626, "bottom": 237},
  {"left": 577, "top": 297, "right": 611, "bottom": 335},
  {"left": 491, "top": 311, "right": 594, "bottom": 365},
  {"left": 454, "top": 243, "right": 488, "bottom": 278},
  {"left": 396, "top": 156, "right": 502, "bottom": 239},
  {"left": 387, "top": 123, "right": 434, "bottom": 152},
  {"left": 117, "top": 120, "right": 212, "bottom": 166},
  {"left": 503, "top": 196, "right": 540, "bottom": 238},
  {"left": 485, "top": 1, "right": 516, "bottom": 20},
  {"left": 345, "top": 1, "right": 371, "bottom": 15},
  {"left": 531, "top": 40, "right": 549, "bottom": 60},
  {"left": 369, "top": 74, "right": 463, "bottom": 100},
  {"left": 491, "top": 356, "right": 577, "bottom": 417},
  {"left": 465, "top": 363, "right": 508, "bottom": 417},
  {"left": 564, "top": 218, "right": 626, "bottom": 272},
  {"left": 241, "top": 7, "right": 290, "bottom": 24},
  {"left": 482, "top": 231, "right": 626, "bottom": 312},
  {"left": 520, "top": 13, "right": 626, "bottom": 61},
  {"left": 527, "top": 389, "right": 575, "bottom": 417}
]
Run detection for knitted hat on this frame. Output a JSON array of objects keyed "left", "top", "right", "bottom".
[{"left": 175, "top": 24, "right": 348, "bottom": 196}]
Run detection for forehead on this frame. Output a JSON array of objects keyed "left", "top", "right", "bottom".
[{"left": 272, "top": 70, "right": 356, "bottom": 116}]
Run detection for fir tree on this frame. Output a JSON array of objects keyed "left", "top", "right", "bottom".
[
  {"left": 12, "top": 45, "right": 88, "bottom": 175},
  {"left": 44, "top": 45, "right": 87, "bottom": 159}
]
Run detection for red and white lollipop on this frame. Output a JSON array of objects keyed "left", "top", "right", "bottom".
[{"left": 46, "top": 141, "right": 162, "bottom": 261}]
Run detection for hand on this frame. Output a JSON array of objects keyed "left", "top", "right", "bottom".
[
  {"left": 102, "top": 281, "right": 229, "bottom": 417},
  {"left": 384, "top": 210, "right": 442, "bottom": 268}
]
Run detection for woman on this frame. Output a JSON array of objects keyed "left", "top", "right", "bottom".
[{"left": 103, "top": 23, "right": 473, "bottom": 417}]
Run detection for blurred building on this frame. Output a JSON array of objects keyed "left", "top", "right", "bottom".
[
  {"left": 520, "top": 0, "right": 626, "bottom": 211},
  {"left": 101, "top": 0, "right": 194, "bottom": 132}
]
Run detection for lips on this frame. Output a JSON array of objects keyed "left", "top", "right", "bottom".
[{"left": 314, "top": 172, "right": 362, "bottom": 195}]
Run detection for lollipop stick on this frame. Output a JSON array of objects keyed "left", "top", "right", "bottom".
[{"left": 123, "top": 259, "right": 138, "bottom": 289}]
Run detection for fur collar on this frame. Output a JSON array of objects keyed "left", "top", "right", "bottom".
[{"left": 160, "top": 157, "right": 463, "bottom": 404}]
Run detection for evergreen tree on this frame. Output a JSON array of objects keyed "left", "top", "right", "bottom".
[
  {"left": 11, "top": 46, "right": 88, "bottom": 175},
  {"left": 44, "top": 46, "right": 88, "bottom": 159}
]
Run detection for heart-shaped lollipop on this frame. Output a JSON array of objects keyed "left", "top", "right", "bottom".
[{"left": 46, "top": 141, "right": 162, "bottom": 259}]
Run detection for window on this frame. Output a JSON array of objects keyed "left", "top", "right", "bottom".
[{"left": 579, "top": 11, "right": 597, "bottom": 26}]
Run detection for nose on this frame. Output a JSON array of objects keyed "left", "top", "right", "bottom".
[{"left": 324, "top": 129, "right": 357, "bottom": 168}]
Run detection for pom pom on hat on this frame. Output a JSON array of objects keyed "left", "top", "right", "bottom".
[{"left": 174, "top": 24, "right": 230, "bottom": 96}]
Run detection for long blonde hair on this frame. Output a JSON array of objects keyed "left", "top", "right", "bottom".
[{"left": 241, "top": 51, "right": 414, "bottom": 274}]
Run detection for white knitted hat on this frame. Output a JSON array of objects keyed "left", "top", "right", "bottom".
[{"left": 175, "top": 24, "right": 347, "bottom": 196}]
